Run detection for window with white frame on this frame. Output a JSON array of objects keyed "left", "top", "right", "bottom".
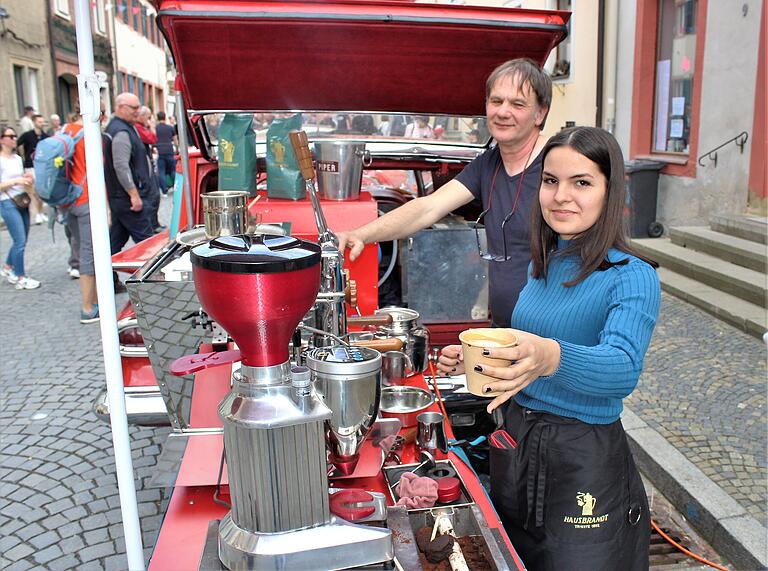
[
  {"left": 12, "top": 65, "right": 40, "bottom": 117},
  {"left": 93, "top": 0, "right": 107, "bottom": 35},
  {"left": 547, "top": 0, "right": 572, "bottom": 80},
  {"left": 55, "top": 0, "right": 70, "bottom": 18}
]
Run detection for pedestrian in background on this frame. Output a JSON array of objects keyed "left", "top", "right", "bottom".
[
  {"left": 155, "top": 111, "right": 177, "bottom": 196},
  {"left": 0, "top": 125, "right": 40, "bottom": 290},
  {"left": 135, "top": 106, "right": 164, "bottom": 233},
  {"left": 103, "top": 93, "right": 154, "bottom": 292},
  {"left": 17, "top": 114, "right": 50, "bottom": 225},
  {"left": 47, "top": 114, "right": 62, "bottom": 135},
  {"left": 62, "top": 111, "right": 99, "bottom": 323},
  {"left": 18, "top": 106, "right": 35, "bottom": 134}
]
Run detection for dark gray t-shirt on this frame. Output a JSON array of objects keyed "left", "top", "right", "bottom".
[
  {"left": 455, "top": 146, "right": 543, "bottom": 327},
  {"left": 155, "top": 123, "right": 176, "bottom": 155}
]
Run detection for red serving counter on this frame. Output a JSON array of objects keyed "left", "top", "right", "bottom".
[{"left": 147, "top": 370, "right": 525, "bottom": 570}]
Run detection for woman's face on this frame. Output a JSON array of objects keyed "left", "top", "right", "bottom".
[
  {"left": 1, "top": 129, "right": 17, "bottom": 151},
  {"left": 540, "top": 145, "right": 607, "bottom": 240}
]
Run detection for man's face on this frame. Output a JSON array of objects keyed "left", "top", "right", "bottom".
[
  {"left": 485, "top": 75, "right": 547, "bottom": 147},
  {"left": 34, "top": 117, "right": 45, "bottom": 131},
  {"left": 116, "top": 98, "right": 141, "bottom": 124}
]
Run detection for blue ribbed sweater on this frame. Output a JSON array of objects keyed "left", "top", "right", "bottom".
[{"left": 511, "top": 241, "right": 661, "bottom": 424}]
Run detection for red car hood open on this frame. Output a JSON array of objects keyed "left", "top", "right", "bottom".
[{"left": 156, "top": 0, "right": 569, "bottom": 116}]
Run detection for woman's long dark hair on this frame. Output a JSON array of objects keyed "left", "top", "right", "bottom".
[{"left": 530, "top": 126, "right": 657, "bottom": 286}]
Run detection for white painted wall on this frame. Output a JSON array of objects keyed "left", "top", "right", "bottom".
[
  {"left": 614, "top": 0, "right": 636, "bottom": 157},
  {"left": 114, "top": 20, "right": 166, "bottom": 89}
]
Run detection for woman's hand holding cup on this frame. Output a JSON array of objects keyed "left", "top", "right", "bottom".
[{"left": 471, "top": 330, "right": 561, "bottom": 414}]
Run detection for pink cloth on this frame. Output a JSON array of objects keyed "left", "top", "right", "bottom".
[{"left": 395, "top": 472, "right": 439, "bottom": 509}]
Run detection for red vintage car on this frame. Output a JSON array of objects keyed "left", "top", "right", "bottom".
[{"left": 94, "top": 1, "right": 569, "bottom": 569}]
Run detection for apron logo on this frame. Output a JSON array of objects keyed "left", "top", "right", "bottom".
[
  {"left": 563, "top": 491, "right": 609, "bottom": 529},
  {"left": 577, "top": 491, "right": 596, "bottom": 515}
]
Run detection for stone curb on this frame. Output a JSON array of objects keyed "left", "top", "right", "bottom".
[{"left": 622, "top": 407, "right": 767, "bottom": 570}]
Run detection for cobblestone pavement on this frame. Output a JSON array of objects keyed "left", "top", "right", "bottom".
[
  {"left": 627, "top": 293, "right": 768, "bottom": 529},
  {"left": 0, "top": 199, "right": 172, "bottom": 571},
  {"left": 1, "top": 201, "right": 766, "bottom": 569}
]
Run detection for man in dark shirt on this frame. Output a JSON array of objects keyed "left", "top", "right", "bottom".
[
  {"left": 103, "top": 92, "right": 155, "bottom": 254},
  {"left": 337, "top": 59, "right": 552, "bottom": 327},
  {"left": 155, "top": 111, "right": 177, "bottom": 195},
  {"left": 17, "top": 115, "right": 49, "bottom": 169}
]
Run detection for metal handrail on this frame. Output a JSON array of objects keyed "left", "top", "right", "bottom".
[{"left": 697, "top": 131, "right": 749, "bottom": 167}]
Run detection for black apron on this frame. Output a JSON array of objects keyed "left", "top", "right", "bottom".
[{"left": 490, "top": 400, "right": 649, "bottom": 571}]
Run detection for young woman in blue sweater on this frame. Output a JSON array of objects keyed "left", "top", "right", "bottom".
[{"left": 439, "top": 126, "right": 660, "bottom": 569}]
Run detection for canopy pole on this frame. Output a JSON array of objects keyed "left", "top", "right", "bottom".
[
  {"left": 174, "top": 92, "right": 195, "bottom": 229},
  {"left": 73, "top": 1, "right": 145, "bottom": 569}
]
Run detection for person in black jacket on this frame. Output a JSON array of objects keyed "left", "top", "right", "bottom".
[{"left": 103, "top": 92, "right": 155, "bottom": 254}]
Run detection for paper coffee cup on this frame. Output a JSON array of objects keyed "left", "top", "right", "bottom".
[{"left": 458, "top": 328, "right": 519, "bottom": 397}]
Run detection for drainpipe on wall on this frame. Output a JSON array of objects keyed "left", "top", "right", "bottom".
[
  {"left": 45, "top": 0, "right": 60, "bottom": 115},
  {"left": 603, "top": 0, "right": 619, "bottom": 133},
  {"left": 595, "top": 0, "right": 606, "bottom": 127}
]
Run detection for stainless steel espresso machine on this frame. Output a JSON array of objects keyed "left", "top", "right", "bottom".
[{"left": 171, "top": 232, "right": 392, "bottom": 570}]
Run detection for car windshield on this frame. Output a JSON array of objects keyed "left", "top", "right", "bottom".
[{"left": 202, "top": 112, "right": 490, "bottom": 147}]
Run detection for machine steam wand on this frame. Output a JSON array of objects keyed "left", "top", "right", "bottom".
[{"left": 289, "top": 130, "right": 348, "bottom": 348}]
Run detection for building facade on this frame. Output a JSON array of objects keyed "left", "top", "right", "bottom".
[
  {"left": 0, "top": 1, "right": 57, "bottom": 130},
  {"left": 446, "top": 0, "right": 767, "bottom": 223},
  {"left": 112, "top": 0, "right": 169, "bottom": 114},
  {"left": 50, "top": 0, "right": 114, "bottom": 120},
  {"left": 617, "top": 0, "right": 766, "bottom": 224}
]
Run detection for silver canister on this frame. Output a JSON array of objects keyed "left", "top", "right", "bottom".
[
  {"left": 201, "top": 190, "right": 248, "bottom": 239},
  {"left": 416, "top": 411, "right": 448, "bottom": 454},
  {"left": 374, "top": 307, "right": 430, "bottom": 373},
  {"left": 313, "top": 141, "right": 371, "bottom": 200},
  {"left": 306, "top": 346, "right": 381, "bottom": 473}
]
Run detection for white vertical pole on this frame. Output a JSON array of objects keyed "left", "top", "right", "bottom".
[{"left": 72, "top": 1, "right": 146, "bottom": 570}]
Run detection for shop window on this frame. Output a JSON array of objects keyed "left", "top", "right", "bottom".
[
  {"left": 93, "top": 0, "right": 106, "bottom": 35},
  {"left": 653, "top": 0, "right": 697, "bottom": 154},
  {"left": 54, "top": 0, "right": 70, "bottom": 19}
]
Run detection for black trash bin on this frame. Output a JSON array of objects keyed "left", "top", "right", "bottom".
[{"left": 624, "top": 160, "right": 665, "bottom": 238}]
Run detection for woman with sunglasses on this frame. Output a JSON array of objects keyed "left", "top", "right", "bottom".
[
  {"left": 0, "top": 125, "right": 40, "bottom": 290},
  {"left": 439, "top": 127, "right": 660, "bottom": 569}
]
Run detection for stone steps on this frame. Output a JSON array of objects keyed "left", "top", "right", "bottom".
[
  {"left": 710, "top": 214, "right": 767, "bottom": 245},
  {"left": 631, "top": 239, "right": 766, "bottom": 308},
  {"left": 670, "top": 226, "right": 767, "bottom": 273},
  {"left": 631, "top": 215, "right": 767, "bottom": 339}
]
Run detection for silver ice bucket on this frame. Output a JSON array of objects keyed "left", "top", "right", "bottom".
[{"left": 314, "top": 141, "right": 371, "bottom": 200}]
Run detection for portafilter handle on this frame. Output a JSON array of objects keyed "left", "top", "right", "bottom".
[{"left": 289, "top": 130, "right": 338, "bottom": 249}]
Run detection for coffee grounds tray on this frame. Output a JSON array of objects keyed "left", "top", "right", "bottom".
[
  {"left": 382, "top": 459, "right": 473, "bottom": 512},
  {"left": 384, "top": 505, "right": 514, "bottom": 571}
]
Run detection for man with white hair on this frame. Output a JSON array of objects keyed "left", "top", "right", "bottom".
[
  {"left": 47, "top": 114, "right": 62, "bottom": 135},
  {"left": 103, "top": 92, "right": 155, "bottom": 258}
]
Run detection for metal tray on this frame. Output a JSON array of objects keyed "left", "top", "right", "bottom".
[{"left": 382, "top": 459, "right": 474, "bottom": 512}]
